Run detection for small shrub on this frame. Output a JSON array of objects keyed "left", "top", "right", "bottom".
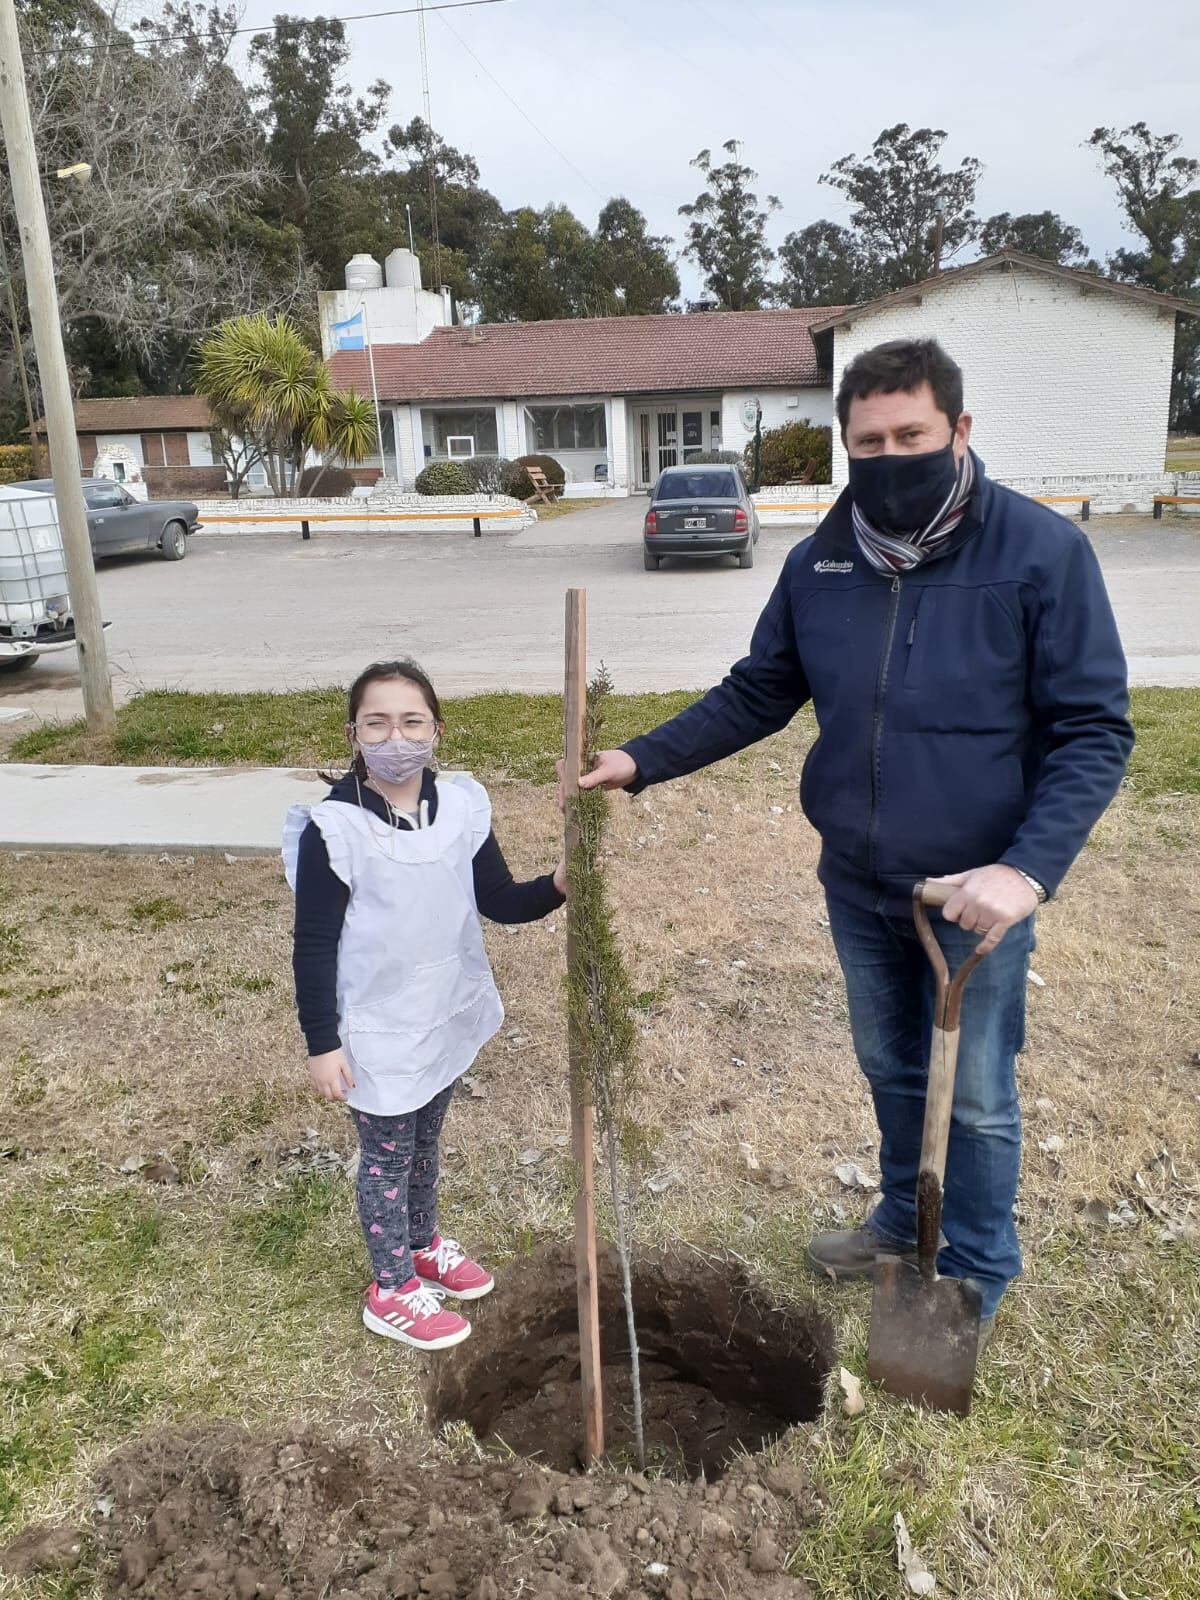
[
  {"left": 688, "top": 449, "right": 742, "bottom": 465},
  {"left": 415, "top": 460, "right": 472, "bottom": 495},
  {"left": 298, "top": 465, "right": 357, "bottom": 498},
  {"left": 748, "top": 420, "right": 832, "bottom": 486},
  {"left": 460, "top": 454, "right": 511, "bottom": 494},
  {"left": 502, "top": 453, "right": 565, "bottom": 500},
  {"left": 0, "top": 443, "right": 34, "bottom": 484}
]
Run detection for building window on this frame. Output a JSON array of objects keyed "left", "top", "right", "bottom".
[
  {"left": 424, "top": 408, "right": 499, "bottom": 459},
  {"left": 525, "top": 404, "right": 607, "bottom": 452}
]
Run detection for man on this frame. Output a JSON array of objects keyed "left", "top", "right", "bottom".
[{"left": 579, "top": 338, "right": 1132, "bottom": 1339}]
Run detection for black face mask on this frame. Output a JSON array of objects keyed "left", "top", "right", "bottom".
[{"left": 848, "top": 441, "right": 960, "bottom": 534}]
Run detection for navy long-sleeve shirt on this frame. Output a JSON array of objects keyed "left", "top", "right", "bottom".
[{"left": 292, "top": 769, "right": 563, "bottom": 1055}]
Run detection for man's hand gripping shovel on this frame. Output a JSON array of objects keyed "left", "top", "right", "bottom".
[{"left": 866, "top": 880, "right": 987, "bottom": 1415}]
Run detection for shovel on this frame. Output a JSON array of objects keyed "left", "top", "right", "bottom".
[{"left": 867, "top": 879, "right": 986, "bottom": 1415}]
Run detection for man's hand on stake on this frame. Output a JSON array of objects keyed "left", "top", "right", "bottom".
[
  {"left": 929, "top": 865, "right": 1040, "bottom": 955},
  {"left": 553, "top": 856, "right": 567, "bottom": 896},
  {"left": 555, "top": 749, "right": 639, "bottom": 813}
]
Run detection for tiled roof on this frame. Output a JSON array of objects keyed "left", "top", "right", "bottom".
[
  {"left": 328, "top": 308, "right": 841, "bottom": 402},
  {"left": 56, "top": 395, "right": 214, "bottom": 432}
]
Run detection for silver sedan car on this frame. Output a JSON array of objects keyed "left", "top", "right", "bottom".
[{"left": 642, "top": 464, "right": 760, "bottom": 571}]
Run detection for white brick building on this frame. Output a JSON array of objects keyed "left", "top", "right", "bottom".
[
  {"left": 814, "top": 253, "right": 1197, "bottom": 500},
  {"left": 323, "top": 248, "right": 1195, "bottom": 508},
  {"left": 324, "top": 249, "right": 834, "bottom": 495}
]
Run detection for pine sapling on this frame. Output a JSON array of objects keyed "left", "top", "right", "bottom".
[{"left": 566, "top": 666, "right": 646, "bottom": 1469}]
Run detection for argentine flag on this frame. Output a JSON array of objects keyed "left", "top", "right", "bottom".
[{"left": 330, "top": 311, "right": 365, "bottom": 352}]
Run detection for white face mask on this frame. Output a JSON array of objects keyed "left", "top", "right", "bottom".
[{"left": 358, "top": 735, "right": 434, "bottom": 786}]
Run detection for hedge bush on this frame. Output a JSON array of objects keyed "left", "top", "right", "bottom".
[
  {"left": 298, "top": 465, "right": 358, "bottom": 498},
  {"left": 747, "top": 420, "right": 832, "bottom": 486},
  {"left": 0, "top": 444, "right": 34, "bottom": 485},
  {"left": 415, "top": 460, "right": 473, "bottom": 495},
  {"left": 461, "top": 454, "right": 511, "bottom": 494},
  {"left": 688, "top": 450, "right": 742, "bottom": 465},
  {"left": 502, "top": 453, "right": 565, "bottom": 500}
]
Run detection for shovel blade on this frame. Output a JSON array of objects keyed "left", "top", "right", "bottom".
[{"left": 867, "top": 1256, "right": 982, "bottom": 1415}]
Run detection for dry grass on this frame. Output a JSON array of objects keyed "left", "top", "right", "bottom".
[
  {"left": 527, "top": 496, "right": 608, "bottom": 521},
  {"left": 1, "top": 739, "right": 1198, "bottom": 1598}
]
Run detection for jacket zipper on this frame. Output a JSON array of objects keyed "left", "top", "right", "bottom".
[{"left": 868, "top": 576, "right": 903, "bottom": 875}]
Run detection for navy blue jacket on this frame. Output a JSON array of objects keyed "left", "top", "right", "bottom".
[{"left": 623, "top": 463, "right": 1133, "bottom": 915}]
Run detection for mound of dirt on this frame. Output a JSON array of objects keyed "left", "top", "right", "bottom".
[{"left": 93, "top": 1422, "right": 824, "bottom": 1599}]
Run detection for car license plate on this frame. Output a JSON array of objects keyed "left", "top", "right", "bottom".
[{"left": 683, "top": 516, "right": 707, "bottom": 530}]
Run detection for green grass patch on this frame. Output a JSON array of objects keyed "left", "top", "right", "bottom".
[
  {"left": 238, "top": 1173, "right": 342, "bottom": 1267},
  {"left": 1124, "top": 686, "right": 1200, "bottom": 796},
  {"left": 8, "top": 687, "right": 700, "bottom": 783},
  {"left": 0, "top": 924, "right": 26, "bottom": 975},
  {"left": 128, "top": 895, "right": 186, "bottom": 929},
  {"left": 9, "top": 685, "right": 1198, "bottom": 801}
]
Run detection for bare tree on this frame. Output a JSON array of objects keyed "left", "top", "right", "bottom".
[
  {"left": 1, "top": 1, "right": 312, "bottom": 406},
  {"left": 212, "top": 426, "right": 262, "bottom": 499}
]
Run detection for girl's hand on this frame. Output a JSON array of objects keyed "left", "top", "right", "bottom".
[
  {"left": 310, "top": 1049, "right": 355, "bottom": 1102},
  {"left": 553, "top": 856, "right": 567, "bottom": 896}
]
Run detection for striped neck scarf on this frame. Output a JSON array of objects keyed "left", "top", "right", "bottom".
[{"left": 852, "top": 448, "right": 976, "bottom": 575}]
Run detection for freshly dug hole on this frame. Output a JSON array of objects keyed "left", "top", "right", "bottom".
[{"left": 426, "top": 1244, "right": 834, "bottom": 1479}]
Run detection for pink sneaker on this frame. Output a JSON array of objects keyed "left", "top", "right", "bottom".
[
  {"left": 362, "top": 1279, "right": 471, "bottom": 1350},
  {"left": 413, "top": 1235, "right": 495, "bottom": 1301}
]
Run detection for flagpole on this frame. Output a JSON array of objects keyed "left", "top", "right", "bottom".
[{"left": 360, "top": 298, "right": 388, "bottom": 483}]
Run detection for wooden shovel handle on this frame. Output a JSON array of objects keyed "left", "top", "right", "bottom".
[
  {"left": 917, "top": 880, "right": 956, "bottom": 909},
  {"left": 912, "top": 879, "right": 987, "bottom": 1199},
  {"left": 919, "top": 1024, "right": 960, "bottom": 1189}
]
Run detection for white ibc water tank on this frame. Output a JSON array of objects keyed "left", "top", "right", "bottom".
[
  {"left": 0, "top": 485, "right": 70, "bottom": 632},
  {"left": 345, "top": 253, "right": 383, "bottom": 291},
  {"left": 384, "top": 247, "right": 422, "bottom": 291}
]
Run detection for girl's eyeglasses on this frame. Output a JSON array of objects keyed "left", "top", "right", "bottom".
[{"left": 353, "top": 715, "right": 438, "bottom": 743}]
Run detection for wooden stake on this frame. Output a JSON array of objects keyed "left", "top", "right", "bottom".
[{"left": 564, "top": 586, "right": 604, "bottom": 1466}]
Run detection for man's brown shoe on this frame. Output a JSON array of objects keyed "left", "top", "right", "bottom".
[{"left": 805, "top": 1226, "right": 918, "bottom": 1281}]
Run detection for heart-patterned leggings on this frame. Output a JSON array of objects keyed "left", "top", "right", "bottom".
[{"left": 350, "top": 1084, "right": 454, "bottom": 1288}]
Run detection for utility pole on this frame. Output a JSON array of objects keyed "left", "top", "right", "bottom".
[
  {"left": 932, "top": 209, "right": 945, "bottom": 275},
  {"left": 0, "top": 0, "right": 113, "bottom": 730}
]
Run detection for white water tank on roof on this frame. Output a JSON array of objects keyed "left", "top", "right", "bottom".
[
  {"left": 345, "top": 253, "right": 383, "bottom": 291},
  {"left": 384, "top": 247, "right": 422, "bottom": 291}
]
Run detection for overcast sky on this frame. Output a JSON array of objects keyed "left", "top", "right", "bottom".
[{"left": 241, "top": 0, "right": 1200, "bottom": 298}]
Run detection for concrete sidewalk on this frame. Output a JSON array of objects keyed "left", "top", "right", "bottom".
[{"left": 0, "top": 764, "right": 327, "bottom": 853}]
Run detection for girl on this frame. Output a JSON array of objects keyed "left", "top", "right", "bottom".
[{"left": 283, "top": 659, "right": 564, "bottom": 1350}]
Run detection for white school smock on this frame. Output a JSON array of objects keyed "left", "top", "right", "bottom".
[{"left": 281, "top": 773, "right": 504, "bottom": 1116}]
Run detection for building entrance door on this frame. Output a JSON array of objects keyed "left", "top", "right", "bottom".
[{"left": 633, "top": 399, "right": 722, "bottom": 488}]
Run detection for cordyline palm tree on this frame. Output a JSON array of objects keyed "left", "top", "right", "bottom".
[{"left": 195, "top": 314, "right": 376, "bottom": 498}]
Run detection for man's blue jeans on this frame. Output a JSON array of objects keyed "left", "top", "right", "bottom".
[{"left": 826, "top": 894, "right": 1032, "bottom": 1319}]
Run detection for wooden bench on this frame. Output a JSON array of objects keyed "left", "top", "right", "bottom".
[
  {"left": 1034, "top": 494, "right": 1090, "bottom": 521},
  {"left": 523, "top": 465, "right": 560, "bottom": 507},
  {"left": 201, "top": 508, "right": 525, "bottom": 540},
  {"left": 1153, "top": 496, "right": 1200, "bottom": 518}
]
